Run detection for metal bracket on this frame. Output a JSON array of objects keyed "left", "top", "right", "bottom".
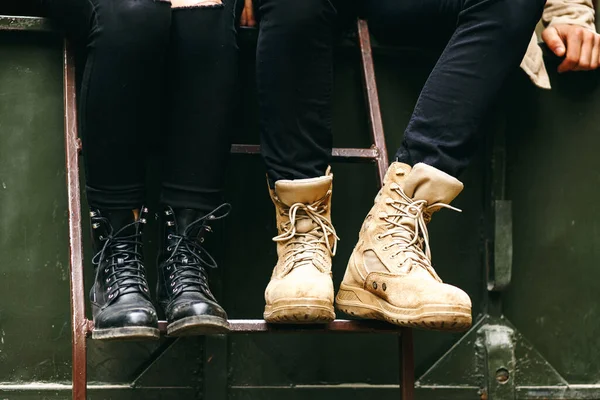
[
  {"left": 487, "top": 114, "right": 513, "bottom": 292},
  {"left": 479, "top": 324, "right": 516, "bottom": 400},
  {"left": 417, "top": 316, "right": 567, "bottom": 399},
  {"left": 488, "top": 200, "right": 513, "bottom": 291}
]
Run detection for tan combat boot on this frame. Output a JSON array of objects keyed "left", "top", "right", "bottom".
[
  {"left": 264, "top": 168, "right": 339, "bottom": 324},
  {"left": 335, "top": 162, "right": 472, "bottom": 331}
]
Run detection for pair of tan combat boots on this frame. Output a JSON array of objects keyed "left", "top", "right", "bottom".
[{"left": 263, "top": 162, "right": 472, "bottom": 331}]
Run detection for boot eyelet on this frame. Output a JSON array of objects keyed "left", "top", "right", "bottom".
[
  {"left": 173, "top": 288, "right": 179, "bottom": 294},
  {"left": 143, "top": 287, "right": 148, "bottom": 292},
  {"left": 200, "top": 238, "right": 205, "bottom": 243},
  {"left": 108, "top": 293, "right": 114, "bottom": 299},
  {"left": 373, "top": 282, "right": 378, "bottom": 290},
  {"left": 167, "top": 246, "right": 172, "bottom": 251},
  {"left": 167, "top": 234, "right": 173, "bottom": 240},
  {"left": 107, "top": 286, "right": 112, "bottom": 291},
  {"left": 171, "top": 282, "right": 175, "bottom": 287},
  {"left": 167, "top": 266, "right": 172, "bottom": 271},
  {"left": 382, "top": 283, "right": 387, "bottom": 291},
  {"left": 169, "top": 274, "right": 174, "bottom": 279},
  {"left": 105, "top": 278, "right": 110, "bottom": 283},
  {"left": 99, "top": 235, "right": 104, "bottom": 240},
  {"left": 104, "top": 268, "right": 109, "bottom": 273}
]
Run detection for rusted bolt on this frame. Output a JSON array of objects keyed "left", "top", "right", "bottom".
[{"left": 495, "top": 368, "right": 510, "bottom": 384}]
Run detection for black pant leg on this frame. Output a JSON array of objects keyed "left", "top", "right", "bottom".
[
  {"left": 256, "top": 0, "right": 337, "bottom": 184},
  {"left": 43, "top": 0, "right": 171, "bottom": 209},
  {"left": 160, "top": 0, "right": 240, "bottom": 212},
  {"left": 365, "top": 0, "right": 545, "bottom": 178}
]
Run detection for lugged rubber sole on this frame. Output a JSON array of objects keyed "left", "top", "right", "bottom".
[
  {"left": 335, "top": 284, "right": 472, "bottom": 332},
  {"left": 264, "top": 298, "right": 335, "bottom": 324},
  {"left": 167, "top": 315, "right": 230, "bottom": 336},
  {"left": 92, "top": 326, "right": 160, "bottom": 341}
]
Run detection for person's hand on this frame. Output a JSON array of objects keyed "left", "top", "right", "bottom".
[
  {"left": 542, "top": 24, "right": 600, "bottom": 72},
  {"left": 240, "top": 0, "right": 256, "bottom": 27}
]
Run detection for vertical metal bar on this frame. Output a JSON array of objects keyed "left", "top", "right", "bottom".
[
  {"left": 358, "top": 19, "right": 413, "bottom": 399},
  {"left": 401, "top": 329, "right": 415, "bottom": 400},
  {"left": 357, "top": 19, "right": 389, "bottom": 185},
  {"left": 63, "top": 40, "right": 87, "bottom": 400}
]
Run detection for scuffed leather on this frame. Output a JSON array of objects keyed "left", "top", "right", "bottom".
[
  {"left": 340, "top": 162, "right": 471, "bottom": 310},
  {"left": 264, "top": 172, "right": 335, "bottom": 305}
]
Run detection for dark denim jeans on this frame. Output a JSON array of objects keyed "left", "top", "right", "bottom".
[
  {"left": 259, "top": 0, "right": 546, "bottom": 181},
  {"left": 44, "top": 0, "right": 240, "bottom": 211}
]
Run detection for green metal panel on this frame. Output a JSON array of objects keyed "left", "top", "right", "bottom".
[{"left": 0, "top": 31, "right": 72, "bottom": 384}]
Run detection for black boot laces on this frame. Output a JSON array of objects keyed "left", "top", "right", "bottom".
[
  {"left": 164, "top": 204, "right": 231, "bottom": 297},
  {"left": 92, "top": 218, "right": 149, "bottom": 301}
]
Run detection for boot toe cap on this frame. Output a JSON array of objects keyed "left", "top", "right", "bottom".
[
  {"left": 168, "top": 296, "right": 228, "bottom": 322},
  {"left": 95, "top": 299, "right": 158, "bottom": 330},
  {"left": 265, "top": 269, "right": 334, "bottom": 304}
]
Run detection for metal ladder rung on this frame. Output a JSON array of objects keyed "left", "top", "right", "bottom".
[
  {"left": 231, "top": 144, "right": 381, "bottom": 161},
  {"left": 84, "top": 319, "right": 405, "bottom": 335}
]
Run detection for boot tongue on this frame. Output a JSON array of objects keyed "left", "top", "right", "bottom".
[
  {"left": 103, "top": 209, "right": 140, "bottom": 236},
  {"left": 173, "top": 208, "right": 205, "bottom": 237},
  {"left": 100, "top": 209, "right": 147, "bottom": 295},
  {"left": 383, "top": 163, "right": 461, "bottom": 280},
  {"left": 399, "top": 163, "right": 463, "bottom": 205},
  {"left": 274, "top": 175, "right": 332, "bottom": 207}
]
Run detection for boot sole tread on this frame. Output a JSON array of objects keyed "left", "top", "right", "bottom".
[
  {"left": 92, "top": 327, "right": 160, "bottom": 341},
  {"left": 167, "top": 315, "right": 230, "bottom": 336},
  {"left": 264, "top": 299, "right": 335, "bottom": 324},
  {"left": 336, "top": 285, "right": 472, "bottom": 332}
]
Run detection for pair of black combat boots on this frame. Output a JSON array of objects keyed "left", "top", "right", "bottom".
[{"left": 89, "top": 205, "right": 230, "bottom": 340}]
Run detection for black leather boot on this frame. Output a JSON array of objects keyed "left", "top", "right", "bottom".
[
  {"left": 90, "top": 207, "right": 159, "bottom": 340},
  {"left": 157, "top": 204, "right": 231, "bottom": 336}
]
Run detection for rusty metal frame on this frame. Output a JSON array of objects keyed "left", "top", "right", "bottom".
[
  {"left": 357, "top": 19, "right": 389, "bottom": 183},
  {"left": 63, "top": 40, "right": 88, "bottom": 400},
  {"left": 56, "top": 18, "right": 414, "bottom": 400}
]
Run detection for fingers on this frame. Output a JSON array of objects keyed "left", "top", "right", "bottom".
[
  {"left": 542, "top": 27, "right": 566, "bottom": 57},
  {"left": 558, "top": 27, "right": 582, "bottom": 73},
  {"left": 241, "top": 7, "right": 247, "bottom": 25},
  {"left": 551, "top": 25, "right": 600, "bottom": 73},
  {"left": 591, "top": 34, "right": 600, "bottom": 70},
  {"left": 240, "top": 0, "right": 256, "bottom": 27},
  {"left": 574, "top": 30, "right": 596, "bottom": 71}
]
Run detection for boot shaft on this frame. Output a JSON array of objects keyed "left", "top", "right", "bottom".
[
  {"left": 157, "top": 207, "right": 210, "bottom": 266},
  {"left": 156, "top": 205, "right": 230, "bottom": 305},
  {"left": 90, "top": 207, "right": 147, "bottom": 255},
  {"left": 268, "top": 169, "right": 337, "bottom": 277},
  {"left": 269, "top": 173, "right": 333, "bottom": 237},
  {"left": 89, "top": 207, "right": 150, "bottom": 309},
  {"left": 356, "top": 163, "right": 463, "bottom": 279}
]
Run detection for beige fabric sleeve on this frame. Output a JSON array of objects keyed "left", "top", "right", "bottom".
[{"left": 542, "top": 0, "right": 596, "bottom": 30}]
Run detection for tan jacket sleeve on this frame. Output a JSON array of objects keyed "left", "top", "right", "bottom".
[{"left": 542, "top": 0, "right": 595, "bottom": 30}]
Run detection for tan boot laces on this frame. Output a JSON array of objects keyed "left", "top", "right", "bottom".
[
  {"left": 273, "top": 195, "right": 339, "bottom": 275},
  {"left": 379, "top": 183, "right": 460, "bottom": 282}
]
